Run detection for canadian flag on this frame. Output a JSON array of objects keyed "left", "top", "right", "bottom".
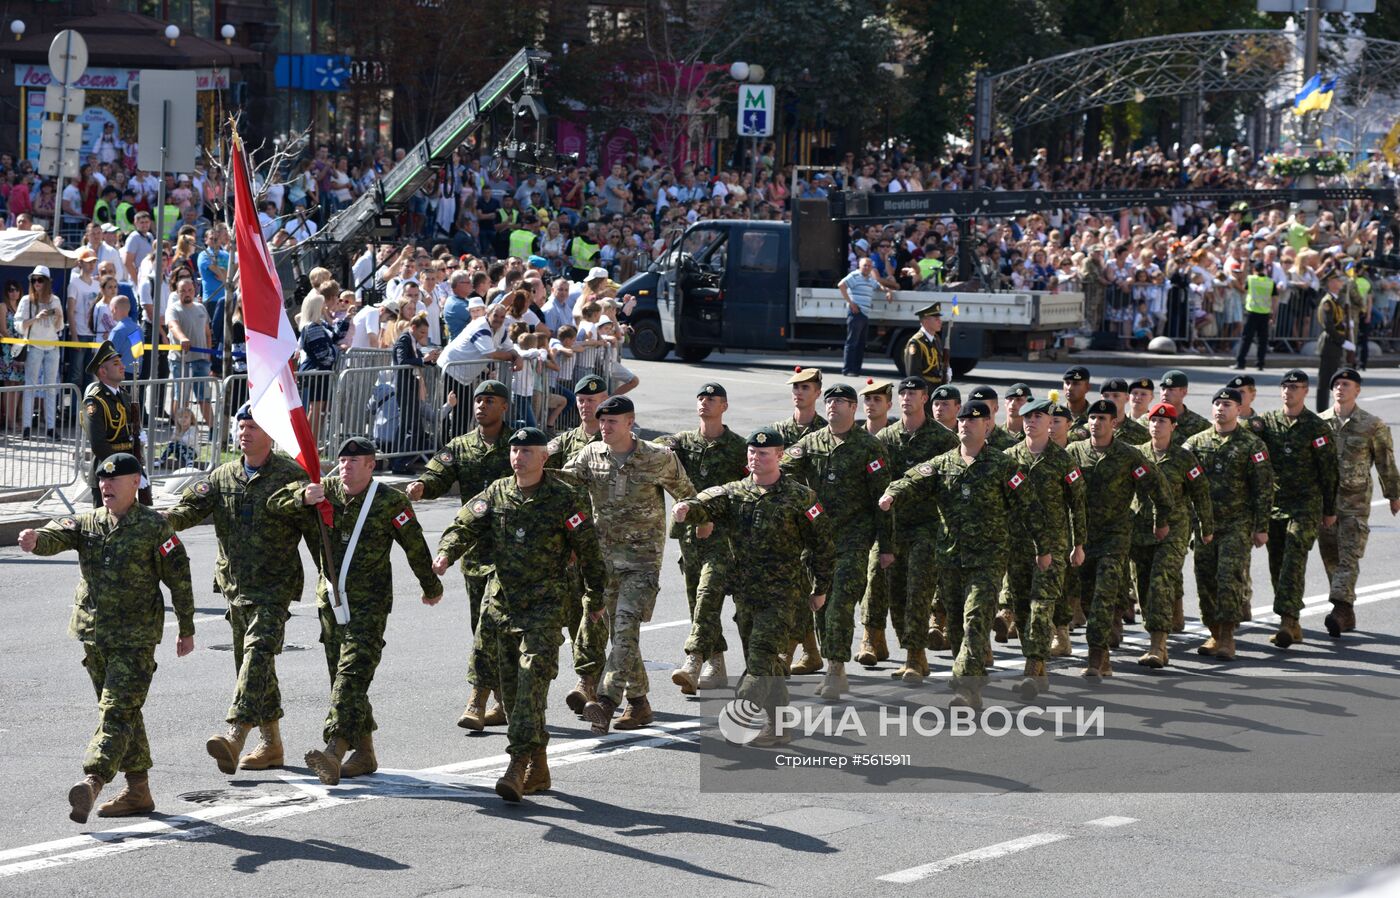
[
  {"left": 1187, "top": 465, "right": 1203, "bottom": 480},
  {"left": 231, "top": 135, "right": 329, "bottom": 525},
  {"left": 867, "top": 459, "right": 884, "bottom": 473},
  {"left": 1008, "top": 471, "right": 1025, "bottom": 490},
  {"left": 1252, "top": 450, "right": 1268, "bottom": 464},
  {"left": 159, "top": 535, "right": 181, "bottom": 556},
  {"left": 1313, "top": 435, "right": 1329, "bottom": 448},
  {"left": 566, "top": 511, "right": 588, "bottom": 530},
  {"left": 806, "top": 503, "right": 824, "bottom": 520},
  {"left": 1065, "top": 468, "right": 1081, "bottom": 485},
  {"left": 1132, "top": 465, "right": 1148, "bottom": 480},
  {"left": 392, "top": 509, "right": 414, "bottom": 529}
]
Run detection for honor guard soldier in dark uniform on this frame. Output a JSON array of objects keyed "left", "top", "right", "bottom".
[
  {"left": 82, "top": 341, "right": 150, "bottom": 507},
  {"left": 903, "top": 302, "right": 948, "bottom": 385}
]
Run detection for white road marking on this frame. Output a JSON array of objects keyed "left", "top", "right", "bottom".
[
  {"left": 640, "top": 618, "right": 691, "bottom": 632},
  {"left": 1085, "top": 816, "right": 1138, "bottom": 827},
  {"left": 877, "top": 832, "right": 1071, "bottom": 883}
]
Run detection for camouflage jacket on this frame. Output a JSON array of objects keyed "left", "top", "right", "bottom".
[
  {"left": 164, "top": 452, "right": 312, "bottom": 605},
  {"left": 986, "top": 425, "right": 1018, "bottom": 452},
  {"left": 1067, "top": 438, "right": 1172, "bottom": 558},
  {"left": 563, "top": 438, "right": 695, "bottom": 570},
  {"left": 683, "top": 474, "right": 834, "bottom": 603},
  {"left": 1132, "top": 441, "right": 1214, "bottom": 547},
  {"left": 438, "top": 472, "right": 607, "bottom": 628},
  {"left": 885, "top": 445, "right": 1047, "bottom": 565},
  {"left": 546, "top": 424, "right": 602, "bottom": 470},
  {"left": 875, "top": 419, "right": 959, "bottom": 533},
  {"left": 1139, "top": 405, "right": 1211, "bottom": 446},
  {"left": 414, "top": 427, "right": 512, "bottom": 576},
  {"left": 999, "top": 420, "right": 1028, "bottom": 445},
  {"left": 656, "top": 426, "right": 748, "bottom": 540},
  {"left": 1320, "top": 405, "right": 1400, "bottom": 516},
  {"left": 1004, "top": 440, "right": 1087, "bottom": 556},
  {"left": 267, "top": 477, "right": 441, "bottom": 612},
  {"left": 780, "top": 426, "right": 892, "bottom": 552},
  {"left": 32, "top": 503, "right": 194, "bottom": 648},
  {"left": 1255, "top": 408, "right": 1339, "bottom": 520},
  {"left": 1072, "top": 416, "right": 1149, "bottom": 446},
  {"left": 770, "top": 412, "right": 827, "bottom": 447},
  {"left": 1183, "top": 426, "right": 1274, "bottom": 533}
]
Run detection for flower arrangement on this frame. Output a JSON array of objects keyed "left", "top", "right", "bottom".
[{"left": 1265, "top": 152, "right": 1349, "bottom": 177}]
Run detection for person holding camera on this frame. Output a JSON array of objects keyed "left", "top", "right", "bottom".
[{"left": 17, "top": 265, "right": 64, "bottom": 440}]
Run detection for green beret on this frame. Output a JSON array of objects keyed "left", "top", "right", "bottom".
[
  {"left": 1020, "top": 399, "right": 1053, "bottom": 417},
  {"left": 337, "top": 436, "right": 377, "bottom": 457},
  {"left": 574, "top": 374, "right": 608, "bottom": 395},
  {"left": 931, "top": 384, "right": 961, "bottom": 402},
  {"left": 747, "top": 427, "right": 783, "bottom": 447},
  {"left": 1160, "top": 369, "right": 1189, "bottom": 388},
  {"left": 697, "top": 382, "right": 727, "bottom": 398},
  {"left": 474, "top": 379, "right": 510, "bottom": 400}
]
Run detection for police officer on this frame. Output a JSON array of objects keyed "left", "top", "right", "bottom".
[
  {"left": 434, "top": 427, "right": 607, "bottom": 802},
  {"left": 82, "top": 341, "right": 150, "bottom": 507},
  {"left": 18, "top": 453, "right": 195, "bottom": 823},
  {"left": 903, "top": 302, "right": 947, "bottom": 384},
  {"left": 1235, "top": 259, "right": 1277, "bottom": 371}
]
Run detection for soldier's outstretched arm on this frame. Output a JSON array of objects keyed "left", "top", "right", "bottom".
[
  {"left": 163, "top": 477, "right": 219, "bottom": 531},
  {"left": 155, "top": 523, "right": 196, "bottom": 651},
  {"left": 565, "top": 502, "right": 608, "bottom": 613},
  {"left": 436, "top": 492, "right": 492, "bottom": 572},
  {"left": 22, "top": 518, "right": 82, "bottom": 555},
  {"left": 411, "top": 449, "right": 459, "bottom": 502},
  {"left": 1371, "top": 423, "right": 1400, "bottom": 513},
  {"left": 658, "top": 448, "right": 697, "bottom": 502},
  {"left": 802, "top": 501, "right": 836, "bottom": 597},
  {"left": 882, "top": 463, "right": 935, "bottom": 512}
]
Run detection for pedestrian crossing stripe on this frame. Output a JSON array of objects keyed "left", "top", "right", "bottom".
[
  {"left": 1252, "top": 450, "right": 1268, "bottom": 463},
  {"left": 566, "top": 511, "right": 588, "bottom": 530},
  {"left": 1008, "top": 472, "right": 1025, "bottom": 490},
  {"left": 867, "top": 459, "right": 884, "bottom": 473},
  {"left": 1131, "top": 465, "right": 1148, "bottom": 480},
  {"left": 1065, "top": 468, "right": 1081, "bottom": 485},
  {"left": 806, "top": 503, "right": 824, "bottom": 520},
  {"left": 159, "top": 535, "right": 182, "bottom": 556},
  {"left": 1187, "top": 465, "right": 1203, "bottom": 480},
  {"left": 1313, "top": 435, "right": 1329, "bottom": 448},
  {"left": 392, "top": 509, "right": 414, "bottom": 529}
]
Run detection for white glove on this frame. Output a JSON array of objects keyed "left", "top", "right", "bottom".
[
  {"left": 1342, "top": 340, "right": 1356, "bottom": 352},
  {"left": 139, "top": 430, "right": 149, "bottom": 446},
  {"left": 140, "top": 475, "right": 150, "bottom": 489}
]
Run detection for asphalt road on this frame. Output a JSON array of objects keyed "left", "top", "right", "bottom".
[{"left": 2, "top": 350, "right": 1400, "bottom": 897}]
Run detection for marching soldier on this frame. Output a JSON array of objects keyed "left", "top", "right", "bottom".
[
  {"left": 1228, "top": 374, "right": 1263, "bottom": 431},
  {"left": 1090, "top": 377, "right": 1150, "bottom": 627},
  {"left": 18, "top": 453, "right": 195, "bottom": 823},
  {"left": 1150, "top": 369, "right": 1211, "bottom": 441},
  {"left": 781, "top": 384, "right": 891, "bottom": 700},
  {"left": 772, "top": 367, "right": 828, "bottom": 446},
  {"left": 1319, "top": 368, "right": 1400, "bottom": 636},
  {"left": 163, "top": 405, "right": 312, "bottom": 775},
  {"left": 924, "top": 383, "right": 963, "bottom": 649},
  {"left": 1047, "top": 400, "right": 1082, "bottom": 649},
  {"left": 902, "top": 302, "right": 947, "bottom": 385},
  {"left": 855, "top": 378, "right": 895, "bottom": 664},
  {"left": 267, "top": 437, "right": 443, "bottom": 785},
  {"left": 1130, "top": 403, "right": 1214, "bottom": 668},
  {"left": 406, "top": 380, "right": 512, "bottom": 730},
  {"left": 1127, "top": 377, "right": 1155, "bottom": 420},
  {"left": 673, "top": 427, "right": 835, "bottom": 746},
  {"left": 1256, "top": 370, "right": 1338, "bottom": 648},
  {"left": 433, "top": 427, "right": 608, "bottom": 802},
  {"left": 968, "top": 385, "right": 1017, "bottom": 450},
  {"left": 860, "top": 379, "right": 895, "bottom": 436},
  {"left": 1061, "top": 366, "right": 1092, "bottom": 424},
  {"left": 881, "top": 401, "right": 1048, "bottom": 709},
  {"left": 999, "top": 383, "right": 1033, "bottom": 444},
  {"left": 82, "top": 340, "right": 151, "bottom": 507},
  {"left": 1184, "top": 388, "right": 1273, "bottom": 661},
  {"left": 930, "top": 383, "right": 961, "bottom": 432},
  {"left": 656, "top": 383, "right": 747, "bottom": 695}
]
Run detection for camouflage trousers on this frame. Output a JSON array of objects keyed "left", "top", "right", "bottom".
[
  {"left": 679, "top": 533, "right": 730, "bottom": 657},
  {"left": 490, "top": 610, "right": 565, "bottom": 756},
  {"left": 317, "top": 604, "right": 388, "bottom": 743},
  {"left": 81, "top": 644, "right": 156, "bottom": 782},
  {"left": 1004, "top": 553, "right": 1065, "bottom": 661},
  {"left": 860, "top": 542, "right": 890, "bottom": 629},
  {"left": 1193, "top": 526, "right": 1251, "bottom": 626},
  {"left": 598, "top": 566, "right": 660, "bottom": 704},
  {"left": 941, "top": 561, "right": 1006, "bottom": 679},
  {"left": 1268, "top": 516, "right": 1320, "bottom": 618},
  {"left": 562, "top": 561, "right": 609, "bottom": 677},
  {"left": 1130, "top": 535, "right": 1189, "bottom": 635},
  {"left": 1079, "top": 553, "right": 1127, "bottom": 649},
  {"left": 1319, "top": 514, "right": 1370, "bottom": 607},
  {"left": 1057, "top": 563, "right": 1080, "bottom": 627},
  {"left": 889, "top": 533, "right": 938, "bottom": 652},
  {"left": 813, "top": 541, "right": 873, "bottom": 664},
  {"left": 735, "top": 596, "right": 795, "bottom": 716},
  {"left": 225, "top": 602, "right": 290, "bottom": 725},
  {"left": 465, "top": 571, "right": 497, "bottom": 690}
]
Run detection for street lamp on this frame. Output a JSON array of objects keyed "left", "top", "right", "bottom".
[
  {"left": 221, "top": 24, "right": 236, "bottom": 45},
  {"left": 10, "top": 20, "right": 25, "bottom": 41},
  {"left": 165, "top": 24, "right": 180, "bottom": 47},
  {"left": 729, "top": 61, "right": 750, "bottom": 82}
]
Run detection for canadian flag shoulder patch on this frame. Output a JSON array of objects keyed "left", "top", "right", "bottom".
[
  {"left": 1251, "top": 450, "right": 1268, "bottom": 464},
  {"left": 566, "top": 511, "right": 588, "bottom": 530},
  {"left": 806, "top": 503, "right": 824, "bottom": 520},
  {"left": 1131, "top": 465, "right": 1149, "bottom": 480},
  {"left": 392, "top": 508, "right": 415, "bottom": 529},
  {"left": 1007, "top": 471, "right": 1025, "bottom": 490},
  {"left": 1312, "top": 435, "right": 1329, "bottom": 448},
  {"left": 1065, "top": 468, "right": 1081, "bottom": 485},
  {"left": 159, "top": 535, "right": 182, "bottom": 556},
  {"left": 867, "top": 458, "right": 884, "bottom": 474},
  {"left": 1187, "top": 465, "right": 1203, "bottom": 480}
]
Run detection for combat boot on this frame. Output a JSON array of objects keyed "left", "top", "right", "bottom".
[
  {"left": 872, "top": 627, "right": 890, "bottom": 662},
  {"left": 456, "top": 687, "right": 490, "bottom": 730},
  {"left": 206, "top": 721, "right": 253, "bottom": 775},
  {"left": 1270, "top": 615, "right": 1302, "bottom": 649},
  {"left": 983, "top": 643, "right": 995, "bottom": 668},
  {"left": 1050, "top": 625, "right": 1073, "bottom": 657},
  {"left": 854, "top": 628, "right": 879, "bottom": 666},
  {"left": 240, "top": 720, "right": 284, "bottom": 770},
  {"left": 900, "top": 649, "right": 928, "bottom": 685},
  {"left": 304, "top": 737, "right": 349, "bottom": 786},
  {"left": 96, "top": 772, "right": 155, "bottom": 818},
  {"left": 832, "top": 662, "right": 850, "bottom": 697},
  {"left": 483, "top": 690, "right": 507, "bottom": 726},
  {"left": 1098, "top": 647, "right": 1114, "bottom": 678},
  {"left": 927, "top": 606, "right": 949, "bottom": 652},
  {"left": 523, "top": 747, "right": 551, "bottom": 795},
  {"left": 1341, "top": 604, "right": 1357, "bottom": 632},
  {"left": 1138, "top": 631, "right": 1169, "bottom": 669},
  {"left": 950, "top": 683, "right": 983, "bottom": 711},
  {"left": 1196, "top": 622, "right": 1220, "bottom": 656},
  {"left": 1070, "top": 596, "right": 1087, "bottom": 630},
  {"left": 818, "top": 663, "right": 849, "bottom": 700},
  {"left": 340, "top": 733, "right": 378, "bottom": 779},
  {"left": 1082, "top": 647, "right": 1105, "bottom": 680},
  {"left": 671, "top": 652, "right": 703, "bottom": 695},
  {"left": 565, "top": 675, "right": 597, "bottom": 714},
  {"left": 1109, "top": 615, "right": 1124, "bottom": 648},
  {"left": 495, "top": 753, "right": 529, "bottom": 803},
  {"left": 615, "top": 695, "right": 654, "bottom": 730},
  {"left": 67, "top": 773, "right": 105, "bottom": 824},
  {"left": 779, "top": 639, "right": 797, "bottom": 676},
  {"left": 583, "top": 696, "right": 618, "bottom": 735},
  {"left": 790, "top": 632, "right": 823, "bottom": 675},
  {"left": 752, "top": 711, "right": 793, "bottom": 747},
  {"left": 1172, "top": 596, "right": 1186, "bottom": 633},
  {"left": 697, "top": 653, "right": 728, "bottom": 690},
  {"left": 1017, "top": 659, "right": 1047, "bottom": 701},
  {"left": 993, "top": 609, "right": 1016, "bottom": 643},
  {"left": 1122, "top": 604, "right": 1137, "bottom": 625},
  {"left": 1214, "top": 624, "right": 1237, "bottom": 661},
  {"left": 1240, "top": 600, "right": 1253, "bottom": 622}
]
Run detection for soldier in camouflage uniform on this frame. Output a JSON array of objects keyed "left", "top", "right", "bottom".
[
  {"left": 656, "top": 383, "right": 747, "bottom": 695},
  {"left": 860, "top": 379, "right": 895, "bottom": 436},
  {"left": 1130, "top": 402, "right": 1214, "bottom": 668},
  {"left": 1319, "top": 368, "right": 1400, "bottom": 636},
  {"left": 545, "top": 374, "right": 611, "bottom": 713},
  {"left": 1046, "top": 400, "right": 1081, "bottom": 653},
  {"left": 434, "top": 427, "right": 607, "bottom": 802},
  {"left": 855, "top": 378, "right": 895, "bottom": 664},
  {"left": 569, "top": 397, "right": 696, "bottom": 734},
  {"left": 1256, "top": 370, "right": 1338, "bottom": 648},
  {"left": 267, "top": 437, "right": 443, "bottom": 785},
  {"left": 1001, "top": 400, "right": 1085, "bottom": 697},
  {"left": 19, "top": 453, "right": 195, "bottom": 824},
  {"left": 998, "top": 383, "right": 1033, "bottom": 445},
  {"left": 968, "top": 386, "right": 1017, "bottom": 451},
  {"left": 770, "top": 367, "right": 827, "bottom": 675},
  {"left": 674, "top": 426, "right": 835, "bottom": 746},
  {"left": 871, "top": 376, "right": 958, "bottom": 680},
  {"left": 1093, "top": 378, "right": 1150, "bottom": 629},
  {"left": 781, "top": 383, "right": 892, "bottom": 701},
  {"left": 1066, "top": 399, "right": 1172, "bottom": 677},
  {"left": 1147, "top": 369, "right": 1211, "bottom": 631},
  {"left": 163, "top": 404, "right": 311, "bottom": 775},
  {"left": 922, "top": 383, "right": 963, "bottom": 649},
  {"left": 1061, "top": 366, "right": 1093, "bottom": 430},
  {"left": 406, "top": 379, "right": 512, "bottom": 730},
  {"left": 1127, "top": 377, "right": 1155, "bottom": 420},
  {"left": 1184, "top": 388, "right": 1274, "bottom": 661}
]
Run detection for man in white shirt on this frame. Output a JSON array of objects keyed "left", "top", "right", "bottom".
[
  {"left": 348, "top": 301, "right": 382, "bottom": 349},
  {"left": 122, "top": 211, "right": 156, "bottom": 284},
  {"left": 437, "top": 303, "right": 519, "bottom": 387},
  {"left": 67, "top": 250, "right": 102, "bottom": 384},
  {"left": 258, "top": 201, "right": 280, "bottom": 240},
  {"left": 286, "top": 206, "right": 319, "bottom": 243}
]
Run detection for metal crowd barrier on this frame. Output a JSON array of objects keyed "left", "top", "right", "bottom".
[
  {"left": 124, "top": 374, "right": 225, "bottom": 484},
  {"left": 340, "top": 348, "right": 394, "bottom": 370},
  {"left": 0, "top": 383, "right": 85, "bottom": 507}
]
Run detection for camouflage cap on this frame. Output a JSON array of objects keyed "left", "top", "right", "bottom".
[
  {"left": 1003, "top": 383, "right": 1033, "bottom": 400},
  {"left": 747, "top": 427, "right": 783, "bottom": 447},
  {"left": 1160, "top": 369, "right": 1189, "bottom": 388},
  {"left": 787, "top": 367, "right": 823, "bottom": 385},
  {"left": 96, "top": 452, "right": 141, "bottom": 478},
  {"left": 823, "top": 384, "right": 858, "bottom": 402},
  {"left": 957, "top": 400, "right": 991, "bottom": 419},
  {"left": 1087, "top": 398, "right": 1118, "bottom": 417},
  {"left": 508, "top": 426, "right": 548, "bottom": 447},
  {"left": 1280, "top": 368, "right": 1309, "bottom": 386},
  {"left": 967, "top": 384, "right": 997, "bottom": 402},
  {"left": 574, "top": 374, "right": 608, "bottom": 395},
  {"left": 931, "top": 384, "right": 962, "bottom": 402},
  {"left": 1212, "top": 387, "right": 1244, "bottom": 404},
  {"left": 337, "top": 436, "right": 377, "bottom": 457},
  {"left": 697, "top": 382, "right": 727, "bottom": 398},
  {"left": 858, "top": 378, "right": 893, "bottom": 397},
  {"left": 474, "top": 379, "right": 510, "bottom": 400}
]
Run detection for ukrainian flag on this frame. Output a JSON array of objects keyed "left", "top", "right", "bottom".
[{"left": 1293, "top": 75, "right": 1336, "bottom": 116}]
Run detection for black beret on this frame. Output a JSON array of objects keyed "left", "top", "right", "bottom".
[
  {"left": 957, "top": 400, "right": 992, "bottom": 419},
  {"left": 697, "top": 382, "right": 727, "bottom": 399},
  {"left": 968, "top": 385, "right": 998, "bottom": 402},
  {"left": 474, "top": 379, "right": 510, "bottom": 400},
  {"left": 1225, "top": 374, "right": 1255, "bottom": 389},
  {"left": 931, "top": 384, "right": 961, "bottom": 402},
  {"left": 337, "top": 436, "right": 378, "bottom": 457},
  {"left": 508, "top": 426, "right": 548, "bottom": 447},
  {"left": 595, "top": 396, "right": 635, "bottom": 417},
  {"left": 1330, "top": 367, "right": 1362, "bottom": 387},
  {"left": 574, "top": 374, "right": 608, "bottom": 395},
  {"left": 1280, "top": 368, "right": 1309, "bottom": 386},
  {"left": 95, "top": 452, "right": 141, "bottom": 478},
  {"left": 1086, "top": 398, "right": 1118, "bottom": 417},
  {"left": 1212, "top": 387, "right": 1244, "bottom": 404},
  {"left": 898, "top": 375, "right": 930, "bottom": 393},
  {"left": 1050, "top": 403, "right": 1074, "bottom": 421},
  {"left": 1062, "top": 366, "right": 1091, "bottom": 382},
  {"left": 1130, "top": 377, "right": 1155, "bottom": 392},
  {"left": 1003, "top": 383, "right": 1032, "bottom": 399},
  {"left": 823, "top": 384, "right": 857, "bottom": 402},
  {"left": 747, "top": 427, "right": 783, "bottom": 447},
  {"left": 1099, "top": 377, "right": 1130, "bottom": 394}
]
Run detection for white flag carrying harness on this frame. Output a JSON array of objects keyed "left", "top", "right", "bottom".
[{"left": 331, "top": 479, "right": 379, "bottom": 625}]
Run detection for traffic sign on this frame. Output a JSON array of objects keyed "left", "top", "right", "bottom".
[
  {"left": 44, "top": 84, "right": 85, "bottom": 113},
  {"left": 137, "top": 69, "right": 198, "bottom": 173},
  {"left": 38, "top": 146, "right": 80, "bottom": 179},
  {"left": 48, "top": 30, "right": 89, "bottom": 85},
  {"left": 737, "top": 84, "right": 775, "bottom": 137},
  {"left": 40, "top": 119, "right": 84, "bottom": 151}
]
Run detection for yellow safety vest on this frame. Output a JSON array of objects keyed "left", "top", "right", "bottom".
[
  {"left": 509, "top": 228, "right": 536, "bottom": 260},
  {"left": 116, "top": 202, "right": 137, "bottom": 233},
  {"left": 1245, "top": 274, "right": 1273, "bottom": 315},
  {"left": 571, "top": 238, "right": 598, "bottom": 270}
]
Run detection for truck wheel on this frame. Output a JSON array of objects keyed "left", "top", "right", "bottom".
[
  {"left": 676, "top": 345, "right": 713, "bottom": 363},
  {"left": 629, "top": 317, "right": 672, "bottom": 362},
  {"left": 951, "top": 357, "right": 977, "bottom": 379}
]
